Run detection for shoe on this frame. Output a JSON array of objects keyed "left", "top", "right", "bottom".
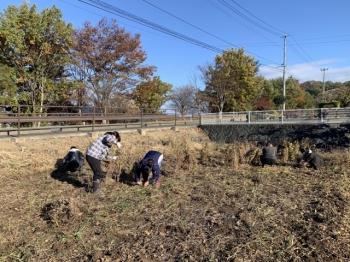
[{"left": 92, "top": 179, "right": 105, "bottom": 198}]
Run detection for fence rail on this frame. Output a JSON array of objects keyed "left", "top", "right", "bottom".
[
  {"left": 2, "top": 105, "right": 350, "bottom": 137},
  {"left": 201, "top": 108, "right": 350, "bottom": 125},
  {"left": 0, "top": 105, "right": 198, "bottom": 137}
]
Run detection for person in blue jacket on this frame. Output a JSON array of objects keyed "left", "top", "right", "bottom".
[{"left": 135, "top": 150, "right": 163, "bottom": 187}]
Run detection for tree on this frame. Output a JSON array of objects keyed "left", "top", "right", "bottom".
[
  {"left": 70, "top": 18, "right": 156, "bottom": 114},
  {"left": 0, "top": 2, "right": 74, "bottom": 115},
  {"left": 169, "top": 85, "right": 196, "bottom": 118},
  {"left": 0, "top": 63, "right": 17, "bottom": 104},
  {"left": 284, "top": 77, "right": 304, "bottom": 109},
  {"left": 267, "top": 77, "right": 311, "bottom": 109},
  {"left": 253, "top": 96, "right": 272, "bottom": 110},
  {"left": 300, "top": 81, "right": 323, "bottom": 97},
  {"left": 189, "top": 66, "right": 209, "bottom": 116},
  {"left": 133, "top": 76, "right": 172, "bottom": 113},
  {"left": 204, "top": 48, "right": 262, "bottom": 118}
]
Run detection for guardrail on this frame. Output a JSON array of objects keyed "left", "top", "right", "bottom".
[
  {"left": 0, "top": 105, "right": 199, "bottom": 137},
  {"left": 201, "top": 108, "right": 350, "bottom": 125}
]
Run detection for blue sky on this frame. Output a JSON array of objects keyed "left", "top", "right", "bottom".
[{"left": 1, "top": 0, "right": 350, "bottom": 89}]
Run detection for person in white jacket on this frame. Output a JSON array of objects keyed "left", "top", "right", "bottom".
[{"left": 86, "top": 131, "right": 121, "bottom": 198}]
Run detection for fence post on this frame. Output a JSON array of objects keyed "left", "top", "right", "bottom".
[
  {"left": 320, "top": 108, "right": 323, "bottom": 123},
  {"left": 248, "top": 111, "right": 251, "bottom": 124},
  {"left": 175, "top": 109, "right": 177, "bottom": 126},
  {"left": 92, "top": 106, "right": 95, "bottom": 132},
  {"left": 140, "top": 108, "right": 143, "bottom": 128},
  {"left": 17, "top": 104, "right": 21, "bottom": 137}
]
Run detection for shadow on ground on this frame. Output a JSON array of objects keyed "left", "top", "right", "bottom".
[{"left": 51, "top": 159, "right": 87, "bottom": 189}]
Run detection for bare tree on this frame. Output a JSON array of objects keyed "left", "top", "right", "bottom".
[
  {"left": 189, "top": 66, "right": 209, "bottom": 117},
  {"left": 169, "top": 85, "right": 196, "bottom": 118}
]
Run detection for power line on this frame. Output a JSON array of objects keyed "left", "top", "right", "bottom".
[
  {"left": 71, "top": 0, "right": 302, "bottom": 81},
  {"left": 289, "top": 36, "right": 320, "bottom": 69},
  {"left": 79, "top": 0, "right": 280, "bottom": 65},
  {"left": 203, "top": 0, "right": 275, "bottom": 43},
  {"left": 212, "top": 0, "right": 325, "bottom": 81},
  {"left": 287, "top": 41, "right": 320, "bottom": 70},
  {"left": 78, "top": 0, "right": 224, "bottom": 53},
  {"left": 142, "top": 0, "right": 278, "bottom": 62},
  {"left": 228, "top": 0, "right": 288, "bottom": 35},
  {"left": 218, "top": 0, "right": 283, "bottom": 36},
  {"left": 58, "top": 0, "right": 186, "bottom": 42},
  {"left": 142, "top": 0, "right": 281, "bottom": 64},
  {"left": 142, "top": 0, "right": 235, "bottom": 48}
]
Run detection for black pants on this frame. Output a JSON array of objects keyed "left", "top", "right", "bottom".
[
  {"left": 260, "top": 156, "right": 277, "bottom": 167},
  {"left": 86, "top": 155, "right": 102, "bottom": 181}
]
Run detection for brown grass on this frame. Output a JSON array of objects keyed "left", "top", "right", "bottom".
[{"left": 0, "top": 127, "right": 350, "bottom": 261}]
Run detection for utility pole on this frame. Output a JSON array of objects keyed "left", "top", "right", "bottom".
[
  {"left": 320, "top": 68, "right": 328, "bottom": 93},
  {"left": 282, "top": 35, "right": 288, "bottom": 111}
]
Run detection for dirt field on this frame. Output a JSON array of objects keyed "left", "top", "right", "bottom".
[{"left": 1, "top": 127, "right": 350, "bottom": 262}]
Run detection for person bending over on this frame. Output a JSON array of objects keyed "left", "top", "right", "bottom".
[
  {"left": 86, "top": 131, "right": 121, "bottom": 198},
  {"left": 135, "top": 150, "right": 163, "bottom": 188},
  {"left": 63, "top": 146, "right": 84, "bottom": 173},
  {"left": 300, "top": 148, "right": 324, "bottom": 170},
  {"left": 260, "top": 142, "right": 277, "bottom": 167}
]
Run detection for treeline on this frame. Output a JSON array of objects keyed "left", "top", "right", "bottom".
[{"left": 0, "top": 2, "right": 349, "bottom": 118}]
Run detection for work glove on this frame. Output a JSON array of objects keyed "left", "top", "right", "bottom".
[{"left": 116, "top": 142, "right": 122, "bottom": 149}]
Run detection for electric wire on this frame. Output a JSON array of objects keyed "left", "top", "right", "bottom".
[
  {"left": 214, "top": 0, "right": 321, "bottom": 77},
  {"left": 79, "top": 0, "right": 280, "bottom": 66},
  {"left": 78, "top": 0, "right": 224, "bottom": 53},
  {"left": 290, "top": 36, "right": 320, "bottom": 68},
  {"left": 218, "top": 0, "right": 282, "bottom": 36},
  {"left": 143, "top": 0, "right": 279, "bottom": 65},
  {"left": 228, "top": 0, "right": 288, "bottom": 35},
  {"left": 203, "top": 0, "right": 276, "bottom": 43},
  {"left": 142, "top": 0, "right": 235, "bottom": 48},
  {"left": 287, "top": 42, "right": 320, "bottom": 70},
  {"left": 58, "top": 0, "right": 182, "bottom": 43},
  {"left": 72, "top": 0, "right": 347, "bottom": 82}
]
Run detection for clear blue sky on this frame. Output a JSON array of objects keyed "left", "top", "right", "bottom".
[{"left": 1, "top": 0, "right": 350, "bottom": 89}]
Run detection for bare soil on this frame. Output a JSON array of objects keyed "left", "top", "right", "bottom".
[{"left": 1, "top": 127, "right": 350, "bottom": 262}]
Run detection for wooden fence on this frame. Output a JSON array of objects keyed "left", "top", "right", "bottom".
[{"left": 0, "top": 105, "right": 199, "bottom": 137}]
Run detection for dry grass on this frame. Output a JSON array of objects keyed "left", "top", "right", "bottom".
[{"left": 0, "top": 127, "right": 350, "bottom": 261}]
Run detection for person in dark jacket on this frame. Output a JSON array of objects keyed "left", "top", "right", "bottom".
[
  {"left": 86, "top": 131, "right": 121, "bottom": 198},
  {"left": 135, "top": 150, "right": 163, "bottom": 187},
  {"left": 63, "top": 146, "right": 84, "bottom": 173},
  {"left": 260, "top": 142, "right": 278, "bottom": 167},
  {"left": 300, "top": 148, "right": 324, "bottom": 170}
]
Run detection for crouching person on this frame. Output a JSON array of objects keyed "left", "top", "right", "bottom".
[
  {"left": 86, "top": 131, "right": 121, "bottom": 198},
  {"left": 63, "top": 146, "right": 84, "bottom": 173},
  {"left": 300, "top": 148, "right": 324, "bottom": 170},
  {"left": 135, "top": 150, "right": 163, "bottom": 188},
  {"left": 260, "top": 142, "right": 278, "bottom": 167}
]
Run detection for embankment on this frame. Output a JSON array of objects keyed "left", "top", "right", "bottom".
[{"left": 200, "top": 123, "right": 350, "bottom": 149}]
